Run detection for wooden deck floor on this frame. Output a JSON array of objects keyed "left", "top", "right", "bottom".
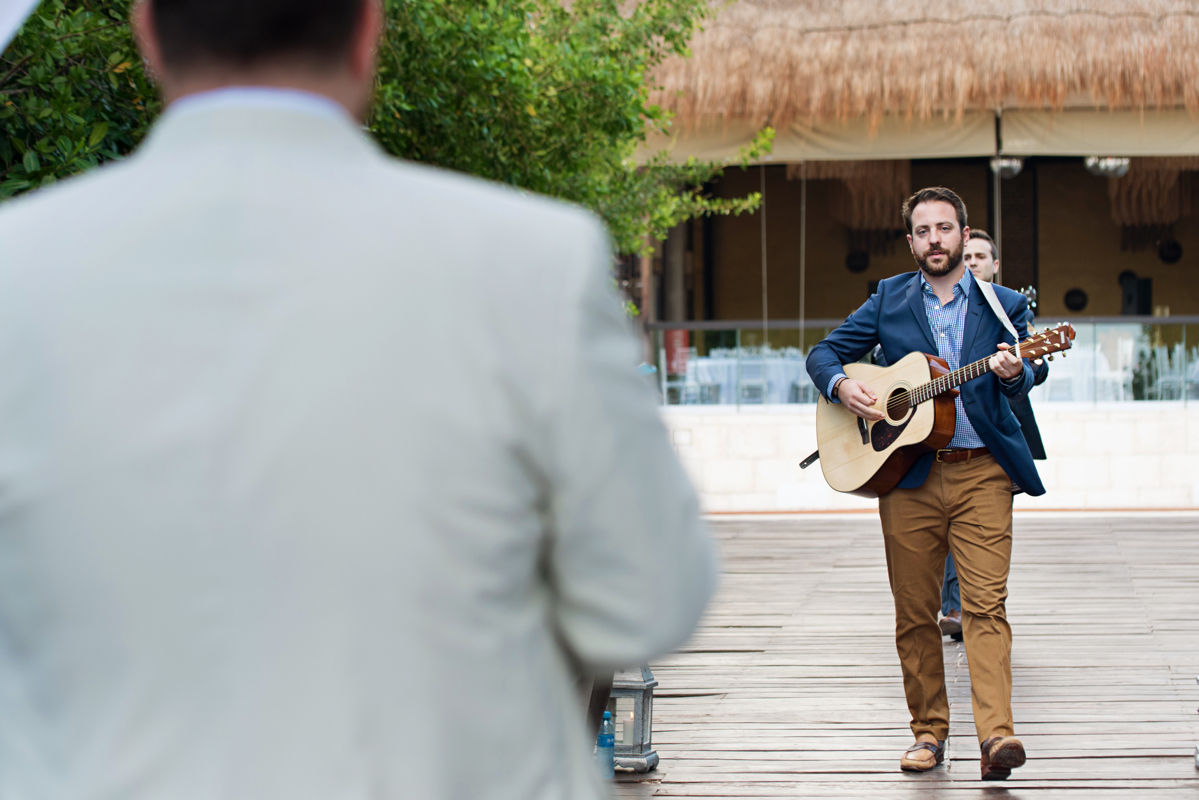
[{"left": 616, "top": 513, "right": 1199, "bottom": 799}]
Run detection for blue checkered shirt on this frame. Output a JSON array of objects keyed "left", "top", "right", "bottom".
[
  {"left": 826, "top": 269, "right": 986, "bottom": 449},
  {"left": 921, "top": 271, "right": 985, "bottom": 449}
]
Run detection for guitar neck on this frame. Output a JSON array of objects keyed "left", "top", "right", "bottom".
[{"left": 910, "top": 352, "right": 1009, "bottom": 405}]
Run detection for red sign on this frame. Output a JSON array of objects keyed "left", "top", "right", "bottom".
[{"left": 665, "top": 330, "right": 690, "bottom": 376}]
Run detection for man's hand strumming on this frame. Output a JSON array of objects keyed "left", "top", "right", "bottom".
[{"left": 836, "top": 378, "right": 885, "bottom": 421}]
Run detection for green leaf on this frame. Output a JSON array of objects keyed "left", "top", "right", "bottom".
[
  {"left": 0, "top": 1, "right": 159, "bottom": 203},
  {"left": 0, "top": 0, "right": 754, "bottom": 263},
  {"left": 0, "top": 180, "right": 32, "bottom": 196},
  {"left": 89, "top": 122, "right": 109, "bottom": 148}
]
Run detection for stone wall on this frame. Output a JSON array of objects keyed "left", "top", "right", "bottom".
[{"left": 662, "top": 403, "right": 1199, "bottom": 512}]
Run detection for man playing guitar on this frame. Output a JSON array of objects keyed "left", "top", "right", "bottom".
[{"left": 806, "top": 187, "right": 1044, "bottom": 780}]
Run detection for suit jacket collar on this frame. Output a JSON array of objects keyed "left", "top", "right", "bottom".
[
  {"left": 905, "top": 272, "right": 938, "bottom": 352},
  {"left": 140, "top": 101, "right": 379, "bottom": 160},
  {"left": 166, "top": 87, "right": 355, "bottom": 127}
]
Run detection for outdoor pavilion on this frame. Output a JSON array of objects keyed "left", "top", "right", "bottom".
[
  {"left": 638, "top": 0, "right": 1199, "bottom": 338},
  {"left": 637, "top": 0, "right": 1199, "bottom": 514}
]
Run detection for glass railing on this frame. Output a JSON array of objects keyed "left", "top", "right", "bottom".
[{"left": 647, "top": 317, "right": 1199, "bottom": 406}]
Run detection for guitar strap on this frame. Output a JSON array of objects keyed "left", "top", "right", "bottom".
[{"left": 976, "top": 279, "right": 1021, "bottom": 358}]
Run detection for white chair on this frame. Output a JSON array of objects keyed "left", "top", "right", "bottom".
[
  {"left": 1046, "top": 374, "right": 1076, "bottom": 401},
  {"left": 1152, "top": 344, "right": 1186, "bottom": 400},
  {"left": 663, "top": 378, "right": 699, "bottom": 405},
  {"left": 1093, "top": 341, "right": 1133, "bottom": 402},
  {"left": 738, "top": 359, "right": 768, "bottom": 404},
  {"left": 788, "top": 380, "right": 817, "bottom": 403}
]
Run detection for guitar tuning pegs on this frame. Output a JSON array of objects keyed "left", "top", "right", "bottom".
[
  {"left": 1047, "top": 355, "right": 1054, "bottom": 361},
  {"left": 1033, "top": 358, "right": 1044, "bottom": 365}
]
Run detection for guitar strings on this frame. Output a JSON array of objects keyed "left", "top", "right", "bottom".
[
  {"left": 880, "top": 353, "right": 1001, "bottom": 415},
  {"left": 878, "top": 332, "right": 1062, "bottom": 417}
]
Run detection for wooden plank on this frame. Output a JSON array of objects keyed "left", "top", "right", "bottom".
[{"left": 626, "top": 514, "right": 1199, "bottom": 798}]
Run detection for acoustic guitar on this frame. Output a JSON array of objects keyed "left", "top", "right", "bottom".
[{"left": 806, "top": 323, "right": 1075, "bottom": 498}]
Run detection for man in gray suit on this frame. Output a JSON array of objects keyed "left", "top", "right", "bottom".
[{"left": 0, "top": 2, "right": 716, "bottom": 798}]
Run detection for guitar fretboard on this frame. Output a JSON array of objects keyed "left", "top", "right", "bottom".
[
  {"left": 883, "top": 324, "right": 1071, "bottom": 415},
  {"left": 909, "top": 350, "right": 1013, "bottom": 405}
]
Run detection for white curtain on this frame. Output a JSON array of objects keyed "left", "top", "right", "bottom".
[
  {"left": 638, "top": 112, "right": 996, "bottom": 164},
  {"left": 641, "top": 107, "right": 1199, "bottom": 163},
  {"left": 1002, "top": 109, "right": 1199, "bottom": 157}
]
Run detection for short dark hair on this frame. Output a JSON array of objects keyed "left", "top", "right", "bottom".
[
  {"left": 901, "top": 187, "right": 968, "bottom": 235},
  {"left": 152, "top": 0, "right": 366, "bottom": 70},
  {"left": 967, "top": 229, "right": 998, "bottom": 261}
]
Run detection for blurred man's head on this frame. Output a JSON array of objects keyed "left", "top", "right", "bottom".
[
  {"left": 964, "top": 230, "right": 1000, "bottom": 283},
  {"left": 902, "top": 187, "right": 969, "bottom": 279},
  {"left": 133, "top": 0, "right": 382, "bottom": 119}
]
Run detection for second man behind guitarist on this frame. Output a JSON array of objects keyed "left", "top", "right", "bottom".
[
  {"left": 806, "top": 187, "right": 1044, "bottom": 781},
  {"left": 937, "top": 229, "right": 1050, "bottom": 641}
]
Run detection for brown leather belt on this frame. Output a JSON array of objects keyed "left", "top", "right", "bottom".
[{"left": 935, "top": 447, "right": 989, "bottom": 464}]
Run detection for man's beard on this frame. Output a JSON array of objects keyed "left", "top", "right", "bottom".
[{"left": 916, "top": 243, "right": 963, "bottom": 277}]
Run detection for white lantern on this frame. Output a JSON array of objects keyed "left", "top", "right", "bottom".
[{"left": 608, "top": 665, "right": 658, "bottom": 772}]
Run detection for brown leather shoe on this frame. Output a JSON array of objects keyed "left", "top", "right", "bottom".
[
  {"left": 980, "top": 736, "right": 1026, "bottom": 780},
  {"left": 939, "top": 609, "right": 962, "bottom": 638},
  {"left": 899, "top": 738, "right": 945, "bottom": 772}
]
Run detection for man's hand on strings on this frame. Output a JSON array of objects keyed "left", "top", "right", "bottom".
[
  {"left": 836, "top": 379, "right": 885, "bottom": 421},
  {"left": 989, "top": 343, "right": 1024, "bottom": 382}
]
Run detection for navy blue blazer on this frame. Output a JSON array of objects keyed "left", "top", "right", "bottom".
[{"left": 806, "top": 271, "right": 1046, "bottom": 496}]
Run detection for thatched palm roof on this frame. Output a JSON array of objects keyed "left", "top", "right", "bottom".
[{"left": 653, "top": 1, "right": 1199, "bottom": 127}]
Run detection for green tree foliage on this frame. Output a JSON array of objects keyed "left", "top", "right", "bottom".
[
  {"left": 372, "top": 0, "right": 771, "bottom": 254},
  {"left": 0, "top": 0, "right": 158, "bottom": 199},
  {"left": 1, "top": 0, "right": 769, "bottom": 254}
]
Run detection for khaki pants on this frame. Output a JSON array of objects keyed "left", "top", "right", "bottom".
[{"left": 878, "top": 453, "right": 1014, "bottom": 744}]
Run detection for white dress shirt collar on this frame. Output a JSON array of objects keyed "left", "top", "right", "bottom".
[{"left": 166, "top": 86, "right": 355, "bottom": 125}]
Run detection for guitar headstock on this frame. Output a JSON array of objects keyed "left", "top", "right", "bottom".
[{"left": 1021, "top": 323, "right": 1076, "bottom": 361}]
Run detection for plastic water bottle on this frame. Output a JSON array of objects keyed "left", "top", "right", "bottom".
[{"left": 596, "top": 710, "right": 615, "bottom": 779}]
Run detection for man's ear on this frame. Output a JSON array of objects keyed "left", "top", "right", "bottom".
[
  {"left": 349, "top": 0, "right": 384, "bottom": 80},
  {"left": 131, "top": 1, "right": 164, "bottom": 81},
  {"left": 962, "top": 226, "right": 970, "bottom": 243},
  {"left": 906, "top": 234, "right": 914, "bottom": 253}
]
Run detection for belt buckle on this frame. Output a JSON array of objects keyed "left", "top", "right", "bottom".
[{"left": 935, "top": 449, "right": 954, "bottom": 463}]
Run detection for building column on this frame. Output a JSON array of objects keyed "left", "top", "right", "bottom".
[{"left": 663, "top": 224, "right": 688, "bottom": 322}]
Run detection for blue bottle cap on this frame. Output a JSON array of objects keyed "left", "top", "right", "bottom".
[{"left": 603, "top": 711, "right": 611, "bottom": 719}]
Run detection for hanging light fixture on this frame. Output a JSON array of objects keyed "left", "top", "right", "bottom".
[
  {"left": 990, "top": 157, "right": 1024, "bottom": 179},
  {"left": 1085, "top": 156, "right": 1130, "bottom": 178}
]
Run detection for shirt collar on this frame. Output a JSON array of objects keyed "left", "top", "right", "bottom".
[
  {"left": 920, "top": 266, "right": 974, "bottom": 300},
  {"left": 165, "top": 87, "right": 355, "bottom": 126}
]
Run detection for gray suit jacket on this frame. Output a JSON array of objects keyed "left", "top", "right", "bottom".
[{"left": 0, "top": 97, "right": 716, "bottom": 799}]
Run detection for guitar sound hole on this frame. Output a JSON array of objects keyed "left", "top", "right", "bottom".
[{"left": 886, "top": 388, "right": 911, "bottom": 421}]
